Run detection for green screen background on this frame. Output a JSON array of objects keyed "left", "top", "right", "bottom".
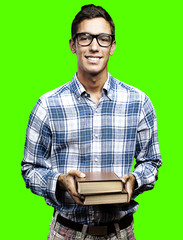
[{"left": 1, "top": 0, "right": 182, "bottom": 239}]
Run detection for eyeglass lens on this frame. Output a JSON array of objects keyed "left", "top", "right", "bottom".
[{"left": 77, "top": 33, "right": 112, "bottom": 47}]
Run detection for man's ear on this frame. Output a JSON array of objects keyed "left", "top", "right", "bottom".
[
  {"left": 109, "top": 40, "right": 116, "bottom": 56},
  {"left": 69, "top": 39, "right": 76, "bottom": 53}
]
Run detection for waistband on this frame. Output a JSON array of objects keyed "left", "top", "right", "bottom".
[{"left": 54, "top": 211, "right": 133, "bottom": 236}]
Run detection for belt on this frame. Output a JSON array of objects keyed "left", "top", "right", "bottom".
[{"left": 55, "top": 212, "right": 133, "bottom": 236}]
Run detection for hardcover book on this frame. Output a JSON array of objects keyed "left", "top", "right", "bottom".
[
  {"left": 83, "top": 192, "right": 128, "bottom": 205},
  {"left": 76, "top": 171, "right": 123, "bottom": 195}
]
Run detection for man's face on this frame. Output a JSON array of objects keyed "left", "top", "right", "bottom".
[{"left": 70, "top": 17, "right": 116, "bottom": 77}]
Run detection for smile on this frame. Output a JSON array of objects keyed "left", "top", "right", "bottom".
[{"left": 85, "top": 56, "right": 102, "bottom": 62}]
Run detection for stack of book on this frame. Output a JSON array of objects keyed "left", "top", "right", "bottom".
[{"left": 76, "top": 171, "right": 128, "bottom": 205}]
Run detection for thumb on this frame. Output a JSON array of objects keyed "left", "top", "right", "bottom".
[
  {"left": 68, "top": 170, "right": 86, "bottom": 178},
  {"left": 121, "top": 174, "right": 129, "bottom": 184}
]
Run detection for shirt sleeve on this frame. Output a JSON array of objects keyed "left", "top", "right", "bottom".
[
  {"left": 21, "top": 98, "right": 61, "bottom": 205},
  {"left": 132, "top": 95, "right": 162, "bottom": 197}
]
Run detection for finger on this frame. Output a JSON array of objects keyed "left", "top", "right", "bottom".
[
  {"left": 126, "top": 182, "right": 133, "bottom": 202},
  {"left": 68, "top": 170, "right": 86, "bottom": 178},
  {"left": 68, "top": 188, "right": 81, "bottom": 200},
  {"left": 67, "top": 177, "right": 81, "bottom": 197},
  {"left": 121, "top": 174, "right": 133, "bottom": 202},
  {"left": 66, "top": 170, "right": 86, "bottom": 201},
  {"left": 121, "top": 174, "right": 129, "bottom": 184},
  {"left": 71, "top": 195, "right": 84, "bottom": 205},
  {"left": 70, "top": 186, "right": 83, "bottom": 198},
  {"left": 67, "top": 175, "right": 86, "bottom": 199}
]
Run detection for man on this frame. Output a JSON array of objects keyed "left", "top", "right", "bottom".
[{"left": 21, "top": 4, "right": 162, "bottom": 240}]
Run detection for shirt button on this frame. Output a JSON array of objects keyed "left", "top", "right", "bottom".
[
  {"left": 84, "top": 93, "right": 88, "bottom": 97},
  {"left": 95, "top": 158, "right": 98, "bottom": 162},
  {"left": 94, "top": 134, "right": 99, "bottom": 138},
  {"left": 78, "top": 97, "right": 81, "bottom": 101},
  {"left": 95, "top": 109, "right": 98, "bottom": 112}
]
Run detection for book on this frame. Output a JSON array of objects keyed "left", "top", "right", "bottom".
[
  {"left": 76, "top": 171, "right": 123, "bottom": 195},
  {"left": 83, "top": 192, "right": 128, "bottom": 205}
]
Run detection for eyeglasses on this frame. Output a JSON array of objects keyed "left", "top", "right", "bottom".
[{"left": 73, "top": 32, "right": 114, "bottom": 47}]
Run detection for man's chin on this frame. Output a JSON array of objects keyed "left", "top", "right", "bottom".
[
  {"left": 86, "top": 67, "right": 107, "bottom": 77},
  {"left": 89, "top": 71, "right": 100, "bottom": 76}
]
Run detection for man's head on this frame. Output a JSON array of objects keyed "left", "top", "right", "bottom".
[
  {"left": 71, "top": 4, "right": 115, "bottom": 40},
  {"left": 69, "top": 5, "right": 116, "bottom": 78}
]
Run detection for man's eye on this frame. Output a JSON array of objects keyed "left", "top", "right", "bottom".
[
  {"left": 100, "top": 37, "right": 110, "bottom": 42},
  {"left": 79, "top": 35, "right": 91, "bottom": 41},
  {"left": 102, "top": 38, "right": 108, "bottom": 41},
  {"left": 80, "top": 37, "right": 88, "bottom": 40}
]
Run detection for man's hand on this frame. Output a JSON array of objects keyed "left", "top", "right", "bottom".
[
  {"left": 121, "top": 174, "right": 136, "bottom": 203},
  {"left": 57, "top": 170, "right": 86, "bottom": 205}
]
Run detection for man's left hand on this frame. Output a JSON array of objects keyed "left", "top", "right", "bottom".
[{"left": 121, "top": 174, "right": 137, "bottom": 203}]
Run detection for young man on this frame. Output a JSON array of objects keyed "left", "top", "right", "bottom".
[{"left": 21, "top": 4, "right": 162, "bottom": 240}]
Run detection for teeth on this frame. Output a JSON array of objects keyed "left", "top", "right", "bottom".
[{"left": 87, "top": 57, "right": 100, "bottom": 61}]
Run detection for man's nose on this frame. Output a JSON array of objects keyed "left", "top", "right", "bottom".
[{"left": 89, "top": 38, "right": 99, "bottom": 51}]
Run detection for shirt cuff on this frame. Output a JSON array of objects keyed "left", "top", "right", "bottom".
[
  {"left": 47, "top": 172, "right": 62, "bottom": 205},
  {"left": 131, "top": 171, "right": 142, "bottom": 191}
]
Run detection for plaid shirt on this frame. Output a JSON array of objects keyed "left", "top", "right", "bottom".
[{"left": 21, "top": 73, "right": 162, "bottom": 224}]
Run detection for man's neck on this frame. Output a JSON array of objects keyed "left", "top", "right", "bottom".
[
  {"left": 77, "top": 71, "right": 108, "bottom": 104},
  {"left": 77, "top": 71, "right": 108, "bottom": 93}
]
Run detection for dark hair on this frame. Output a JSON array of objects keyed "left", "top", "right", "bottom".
[{"left": 71, "top": 4, "right": 115, "bottom": 39}]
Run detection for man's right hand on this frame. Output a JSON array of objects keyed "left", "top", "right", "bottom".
[{"left": 57, "top": 170, "right": 86, "bottom": 205}]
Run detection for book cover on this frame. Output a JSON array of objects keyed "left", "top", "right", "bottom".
[
  {"left": 76, "top": 171, "right": 123, "bottom": 195},
  {"left": 83, "top": 191, "right": 128, "bottom": 205}
]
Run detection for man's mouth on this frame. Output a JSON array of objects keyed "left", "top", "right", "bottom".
[{"left": 85, "top": 56, "right": 102, "bottom": 62}]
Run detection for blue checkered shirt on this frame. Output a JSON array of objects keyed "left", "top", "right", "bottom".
[{"left": 21, "top": 73, "right": 162, "bottom": 224}]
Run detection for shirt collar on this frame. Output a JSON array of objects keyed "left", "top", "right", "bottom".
[
  {"left": 71, "top": 73, "right": 115, "bottom": 100},
  {"left": 103, "top": 73, "right": 115, "bottom": 100},
  {"left": 73, "top": 73, "right": 86, "bottom": 96}
]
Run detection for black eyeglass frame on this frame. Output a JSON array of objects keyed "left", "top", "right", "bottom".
[{"left": 73, "top": 32, "right": 115, "bottom": 47}]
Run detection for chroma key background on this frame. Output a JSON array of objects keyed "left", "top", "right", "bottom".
[{"left": 1, "top": 0, "right": 182, "bottom": 239}]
